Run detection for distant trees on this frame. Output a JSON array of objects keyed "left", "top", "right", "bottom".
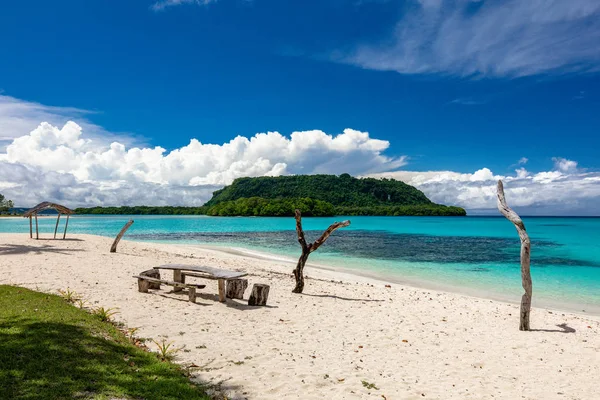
[
  {"left": 0, "top": 193, "right": 14, "bottom": 213},
  {"left": 73, "top": 174, "right": 467, "bottom": 217}
]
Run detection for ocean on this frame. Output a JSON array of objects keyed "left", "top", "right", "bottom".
[{"left": 1, "top": 215, "right": 599, "bottom": 314}]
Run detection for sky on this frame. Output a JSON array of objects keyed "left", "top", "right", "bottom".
[{"left": 0, "top": 0, "right": 599, "bottom": 214}]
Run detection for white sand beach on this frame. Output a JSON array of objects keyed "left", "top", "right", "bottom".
[{"left": 1, "top": 233, "right": 599, "bottom": 400}]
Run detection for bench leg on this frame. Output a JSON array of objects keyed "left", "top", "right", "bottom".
[
  {"left": 138, "top": 278, "right": 150, "bottom": 293},
  {"left": 188, "top": 287, "right": 197, "bottom": 303},
  {"left": 218, "top": 279, "right": 226, "bottom": 302},
  {"left": 173, "top": 270, "right": 185, "bottom": 292}
]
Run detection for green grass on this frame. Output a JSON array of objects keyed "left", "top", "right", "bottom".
[{"left": 0, "top": 285, "right": 210, "bottom": 400}]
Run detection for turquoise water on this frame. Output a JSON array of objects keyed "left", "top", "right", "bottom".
[{"left": 2, "top": 215, "right": 599, "bottom": 313}]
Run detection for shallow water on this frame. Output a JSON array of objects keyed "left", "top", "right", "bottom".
[{"left": 2, "top": 215, "right": 599, "bottom": 313}]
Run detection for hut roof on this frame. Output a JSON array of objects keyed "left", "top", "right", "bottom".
[{"left": 23, "top": 202, "right": 74, "bottom": 218}]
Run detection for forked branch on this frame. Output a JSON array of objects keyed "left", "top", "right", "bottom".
[{"left": 292, "top": 210, "right": 350, "bottom": 293}]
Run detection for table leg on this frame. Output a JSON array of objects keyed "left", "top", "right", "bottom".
[
  {"left": 173, "top": 270, "right": 184, "bottom": 292},
  {"left": 218, "top": 279, "right": 226, "bottom": 302}
]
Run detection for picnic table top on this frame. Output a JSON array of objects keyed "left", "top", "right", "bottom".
[{"left": 154, "top": 264, "right": 248, "bottom": 279}]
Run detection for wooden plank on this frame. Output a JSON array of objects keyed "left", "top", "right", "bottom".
[
  {"left": 173, "top": 270, "right": 184, "bottom": 292},
  {"left": 155, "top": 264, "right": 248, "bottom": 279},
  {"left": 133, "top": 276, "right": 206, "bottom": 289},
  {"left": 29, "top": 216, "right": 32, "bottom": 238},
  {"left": 181, "top": 271, "right": 248, "bottom": 281},
  {"left": 218, "top": 279, "right": 226, "bottom": 302}
]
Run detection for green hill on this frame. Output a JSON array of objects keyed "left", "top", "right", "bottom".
[
  {"left": 75, "top": 174, "right": 467, "bottom": 217},
  {"left": 204, "top": 174, "right": 466, "bottom": 217},
  {"left": 206, "top": 174, "right": 432, "bottom": 207}
]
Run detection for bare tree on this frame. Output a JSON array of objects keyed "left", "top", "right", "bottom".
[
  {"left": 292, "top": 209, "right": 350, "bottom": 293},
  {"left": 497, "top": 180, "right": 532, "bottom": 331}
]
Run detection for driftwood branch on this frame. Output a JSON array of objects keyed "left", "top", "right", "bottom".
[
  {"left": 497, "top": 180, "right": 532, "bottom": 331},
  {"left": 292, "top": 209, "right": 350, "bottom": 293},
  {"left": 110, "top": 219, "right": 134, "bottom": 253}
]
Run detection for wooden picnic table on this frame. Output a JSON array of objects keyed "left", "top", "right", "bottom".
[{"left": 154, "top": 264, "right": 247, "bottom": 302}]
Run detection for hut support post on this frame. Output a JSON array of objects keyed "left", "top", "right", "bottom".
[
  {"left": 35, "top": 214, "right": 39, "bottom": 240},
  {"left": 63, "top": 214, "right": 70, "bottom": 240},
  {"left": 29, "top": 216, "right": 32, "bottom": 238},
  {"left": 54, "top": 214, "right": 61, "bottom": 239}
]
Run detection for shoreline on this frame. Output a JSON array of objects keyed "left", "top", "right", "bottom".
[
  {"left": 153, "top": 241, "right": 600, "bottom": 317},
  {"left": 1, "top": 233, "right": 599, "bottom": 399}
]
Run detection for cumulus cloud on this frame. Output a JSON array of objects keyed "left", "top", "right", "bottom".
[
  {"left": 0, "top": 121, "right": 405, "bottom": 207},
  {"left": 0, "top": 95, "right": 142, "bottom": 151},
  {"left": 1, "top": 114, "right": 598, "bottom": 215},
  {"left": 369, "top": 158, "right": 600, "bottom": 215},
  {"left": 342, "top": 0, "right": 600, "bottom": 77}
]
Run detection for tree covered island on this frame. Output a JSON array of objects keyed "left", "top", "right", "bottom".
[{"left": 75, "top": 174, "right": 466, "bottom": 217}]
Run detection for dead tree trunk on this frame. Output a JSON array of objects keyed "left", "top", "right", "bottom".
[
  {"left": 497, "top": 180, "right": 532, "bottom": 331},
  {"left": 110, "top": 219, "right": 134, "bottom": 253},
  {"left": 248, "top": 284, "right": 270, "bottom": 306},
  {"left": 226, "top": 279, "right": 248, "bottom": 299},
  {"left": 292, "top": 209, "right": 350, "bottom": 293}
]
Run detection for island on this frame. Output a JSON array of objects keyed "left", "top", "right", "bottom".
[{"left": 74, "top": 174, "right": 466, "bottom": 217}]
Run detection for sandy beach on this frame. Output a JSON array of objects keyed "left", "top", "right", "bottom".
[{"left": 1, "top": 233, "right": 599, "bottom": 399}]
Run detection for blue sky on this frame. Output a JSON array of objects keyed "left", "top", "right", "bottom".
[{"left": 1, "top": 0, "right": 600, "bottom": 213}]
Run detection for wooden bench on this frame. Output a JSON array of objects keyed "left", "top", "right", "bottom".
[
  {"left": 134, "top": 275, "right": 206, "bottom": 303},
  {"left": 154, "top": 264, "right": 248, "bottom": 302}
]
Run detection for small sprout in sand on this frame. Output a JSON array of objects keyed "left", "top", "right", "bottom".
[
  {"left": 58, "top": 288, "right": 79, "bottom": 303},
  {"left": 126, "top": 327, "right": 140, "bottom": 339},
  {"left": 93, "top": 307, "right": 119, "bottom": 322},
  {"left": 75, "top": 298, "right": 90, "bottom": 309},
  {"left": 362, "top": 380, "right": 379, "bottom": 390},
  {"left": 324, "top": 374, "right": 330, "bottom": 379},
  {"left": 231, "top": 360, "right": 245, "bottom": 366},
  {"left": 179, "top": 331, "right": 185, "bottom": 336},
  {"left": 195, "top": 345, "right": 207, "bottom": 349},
  {"left": 153, "top": 339, "right": 183, "bottom": 362}
]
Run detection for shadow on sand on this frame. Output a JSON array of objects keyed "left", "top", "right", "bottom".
[
  {"left": 0, "top": 244, "right": 85, "bottom": 256},
  {"left": 531, "top": 323, "right": 576, "bottom": 333}
]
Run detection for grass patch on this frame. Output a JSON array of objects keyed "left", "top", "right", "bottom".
[{"left": 0, "top": 285, "right": 210, "bottom": 399}]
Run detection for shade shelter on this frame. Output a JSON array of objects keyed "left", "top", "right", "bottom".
[{"left": 23, "top": 202, "right": 74, "bottom": 240}]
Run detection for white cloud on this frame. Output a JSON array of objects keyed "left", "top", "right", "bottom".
[
  {"left": 369, "top": 159, "right": 600, "bottom": 215},
  {"left": 553, "top": 157, "right": 578, "bottom": 173},
  {"left": 0, "top": 95, "right": 143, "bottom": 151},
  {"left": 0, "top": 121, "right": 405, "bottom": 207},
  {"left": 151, "top": 0, "right": 216, "bottom": 11},
  {"left": 342, "top": 0, "right": 600, "bottom": 77}
]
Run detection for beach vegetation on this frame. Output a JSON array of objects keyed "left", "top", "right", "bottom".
[
  {"left": 361, "top": 380, "right": 379, "bottom": 390},
  {"left": 0, "top": 285, "right": 210, "bottom": 399},
  {"left": 57, "top": 287, "right": 79, "bottom": 303},
  {"left": 0, "top": 193, "right": 14, "bottom": 214},
  {"left": 74, "top": 175, "right": 466, "bottom": 217},
  {"left": 153, "top": 338, "right": 184, "bottom": 362},
  {"left": 92, "top": 306, "right": 120, "bottom": 322}
]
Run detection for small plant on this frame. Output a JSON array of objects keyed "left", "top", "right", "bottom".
[
  {"left": 75, "top": 298, "right": 90, "bottom": 309},
  {"left": 362, "top": 380, "right": 379, "bottom": 390},
  {"left": 153, "top": 339, "right": 183, "bottom": 362},
  {"left": 93, "top": 307, "right": 119, "bottom": 322},
  {"left": 58, "top": 288, "right": 79, "bottom": 303},
  {"left": 126, "top": 327, "right": 140, "bottom": 337}
]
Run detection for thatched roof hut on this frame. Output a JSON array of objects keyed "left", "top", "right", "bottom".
[{"left": 23, "top": 202, "right": 75, "bottom": 240}]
